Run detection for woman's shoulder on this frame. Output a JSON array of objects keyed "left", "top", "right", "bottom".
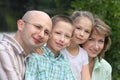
[{"left": 100, "top": 59, "right": 112, "bottom": 71}]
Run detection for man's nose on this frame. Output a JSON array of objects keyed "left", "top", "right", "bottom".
[{"left": 38, "top": 30, "right": 44, "bottom": 38}]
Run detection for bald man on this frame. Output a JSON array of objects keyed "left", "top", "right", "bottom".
[{"left": 0, "top": 10, "right": 52, "bottom": 80}]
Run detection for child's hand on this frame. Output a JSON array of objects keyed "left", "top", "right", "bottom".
[{"left": 33, "top": 48, "right": 43, "bottom": 55}]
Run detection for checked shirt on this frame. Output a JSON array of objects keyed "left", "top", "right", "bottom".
[{"left": 25, "top": 46, "right": 75, "bottom": 80}]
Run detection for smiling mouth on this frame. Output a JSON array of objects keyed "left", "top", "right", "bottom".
[
  {"left": 33, "top": 37, "right": 42, "bottom": 44},
  {"left": 34, "top": 39, "right": 39, "bottom": 44},
  {"left": 56, "top": 42, "right": 63, "bottom": 48},
  {"left": 90, "top": 50, "right": 97, "bottom": 54},
  {"left": 76, "top": 37, "right": 83, "bottom": 41}
]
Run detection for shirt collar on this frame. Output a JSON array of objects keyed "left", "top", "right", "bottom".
[
  {"left": 2, "top": 33, "right": 25, "bottom": 55},
  {"left": 42, "top": 46, "right": 64, "bottom": 60},
  {"left": 94, "top": 57, "right": 102, "bottom": 70}
]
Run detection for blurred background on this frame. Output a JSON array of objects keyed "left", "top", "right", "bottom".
[{"left": 0, "top": 0, "right": 120, "bottom": 79}]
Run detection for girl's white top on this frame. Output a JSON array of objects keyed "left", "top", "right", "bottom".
[{"left": 60, "top": 46, "right": 89, "bottom": 80}]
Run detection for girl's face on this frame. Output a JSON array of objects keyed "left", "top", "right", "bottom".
[
  {"left": 47, "top": 21, "right": 73, "bottom": 53},
  {"left": 72, "top": 17, "right": 92, "bottom": 44},
  {"left": 82, "top": 31, "right": 105, "bottom": 58}
]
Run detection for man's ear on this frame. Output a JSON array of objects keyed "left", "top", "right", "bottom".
[{"left": 17, "top": 19, "right": 24, "bottom": 31}]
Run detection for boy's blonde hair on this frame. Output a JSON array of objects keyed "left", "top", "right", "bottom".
[
  {"left": 51, "top": 15, "right": 74, "bottom": 37},
  {"left": 71, "top": 11, "right": 94, "bottom": 27},
  {"left": 52, "top": 15, "right": 73, "bottom": 27}
]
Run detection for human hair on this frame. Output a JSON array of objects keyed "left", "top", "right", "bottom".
[
  {"left": 21, "top": 10, "right": 50, "bottom": 21},
  {"left": 51, "top": 15, "right": 74, "bottom": 37},
  {"left": 71, "top": 11, "right": 94, "bottom": 27},
  {"left": 93, "top": 18, "right": 111, "bottom": 61},
  {"left": 51, "top": 15, "right": 73, "bottom": 28}
]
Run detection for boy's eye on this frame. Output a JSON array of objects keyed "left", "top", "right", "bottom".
[
  {"left": 65, "top": 35, "right": 71, "bottom": 39},
  {"left": 44, "top": 30, "right": 50, "bottom": 35}
]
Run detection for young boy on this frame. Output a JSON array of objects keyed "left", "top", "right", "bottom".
[{"left": 25, "top": 15, "right": 75, "bottom": 80}]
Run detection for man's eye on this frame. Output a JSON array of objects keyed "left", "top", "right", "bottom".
[
  {"left": 55, "top": 32, "right": 61, "bottom": 34},
  {"left": 34, "top": 25, "right": 42, "bottom": 29},
  {"left": 45, "top": 31, "right": 49, "bottom": 35}
]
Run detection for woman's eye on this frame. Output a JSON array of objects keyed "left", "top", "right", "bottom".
[
  {"left": 89, "top": 38, "right": 94, "bottom": 41},
  {"left": 99, "top": 40, "right": 104, "bottom": 43}
]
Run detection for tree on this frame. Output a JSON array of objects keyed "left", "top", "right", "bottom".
[{"left": 69, "top": 0, "right": 120, "bottom": 79}]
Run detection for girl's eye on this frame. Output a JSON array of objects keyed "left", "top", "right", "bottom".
[
  {"left": 85, "top": 30, "right": 90, "bottom": 34},
  {"left": 75, "top": 26, "right": 81, "bottom": 29},
  {"left": 76, "top": 27, "right": 81, "bottom": 30}
]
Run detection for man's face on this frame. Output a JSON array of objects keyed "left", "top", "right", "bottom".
[{"left": 17, "top": 14, "right": 52, "bottom": 51}]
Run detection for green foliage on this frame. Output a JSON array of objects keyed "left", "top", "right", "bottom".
[
  {"left": 69, "top": 0, "right": 120, "bottom": 79},
  {"left": 5, "top": 14, "right": 16, "bottom": 31}
]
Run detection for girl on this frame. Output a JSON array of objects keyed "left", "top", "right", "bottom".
[{"left": 60, "top": 11, "right": 94, "bottom": 80}]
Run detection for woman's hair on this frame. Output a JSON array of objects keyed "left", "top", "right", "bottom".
[
  {"left": 71, "top": 11, "right": 94, "bottom": 27},
  {"left": 93, "top": 18, "right": 111, "bottom": 61}
]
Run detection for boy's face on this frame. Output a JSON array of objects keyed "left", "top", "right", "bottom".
[
  {"left": 72, "top": 17, "right": 92, "bottom": 44},
  {"left": 47, "top": 21, "right": 73, "bottom": 52}
]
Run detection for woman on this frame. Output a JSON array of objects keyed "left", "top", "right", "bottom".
[{"left": 82, "top": 17, "right": 112, "bottom": 80}]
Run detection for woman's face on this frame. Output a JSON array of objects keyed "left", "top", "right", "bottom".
[{"left": 82, "top": 31, "right": 105, "bottom": 58}]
